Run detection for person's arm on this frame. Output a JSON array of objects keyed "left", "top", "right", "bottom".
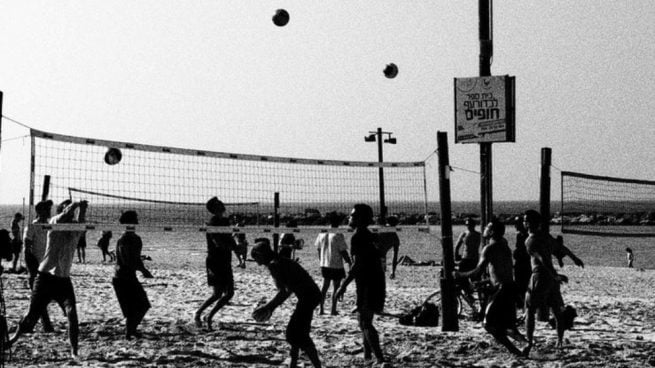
[
  {"left": 23, "top": 226, "right": 33, "bottom": 255},
  {"left": 454, "top": 233, "right": 464, "bottom": 260},
  {"left": 334, "top": 254, "right": 359, "bottom": 300},
  {"left": 453, "top": 245, "right": 490, "bottom": 280},
  {"left": 256, "top": 266, "right": 291, "bottom": 314},
  {"left": 134, "top": 236, "right": 153, "bottom": 278},
  {"left": 390, "top": 237, "right": 399, "bottom": 279}
]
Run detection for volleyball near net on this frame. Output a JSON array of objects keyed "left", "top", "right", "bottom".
[{"left": 28, "top": 129, "right": 433, "bottom": 233}]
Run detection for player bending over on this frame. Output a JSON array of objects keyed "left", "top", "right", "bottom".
[{"left": 251, "top": 238, "right": 322, "bottom": 368}]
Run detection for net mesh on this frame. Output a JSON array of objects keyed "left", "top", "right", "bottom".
[
  {"left": 31, "top": 129, "right": 429, "bottom": 230},
  {"left": 561, "top": 171, "right": 655, "bottom": 237}
]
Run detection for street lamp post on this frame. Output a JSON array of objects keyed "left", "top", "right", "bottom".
[{"left": 365, "top": 127, "right": 396, "bottom": 224}]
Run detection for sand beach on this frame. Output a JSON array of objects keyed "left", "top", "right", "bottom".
[{"left": 1, "top": 229, "right": 654, "bottom": 368}]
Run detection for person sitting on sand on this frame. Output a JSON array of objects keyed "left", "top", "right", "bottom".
[
  {"left": 454, "top": 218, "right": 526, "bottom": 356},
  {"left": 335, "top": 204, "right": 389, "bottom": 367},
  {"left": 376, "top": 216, "right": 400, "bottom": 280},
  {"left": 112, "top": 211, "right": 153, "bottom": 339},
  {"left": 97, "top": 231, "right": 115, "bottom": 262},
  {"left": 522, "top": 210, "right": 569, "bottom": 356},
  {"left": 251, "top": 238, "right": 323, "bottom": 368},
  {"left": 22, "top": 200, "right": 54, "bottom": 332},
  {"left": 195, "top": 197, "right": 237, "bottom": 330},
  {"left": 314, "top": 211, "right": 351, "bottom": 315},
  {"left": 10, "top": 200, "right": 88, "bottom": 360}
]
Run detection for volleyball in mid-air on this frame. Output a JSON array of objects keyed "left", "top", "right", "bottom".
[
  {"left": 384, "top": 63, "right": 398, "bottom": 79},
  {"left": 104, "top": 147, "right": 122, "bottom": 165},
  {"left": 272, "top": 9, "right": 289, "bottom": 27}
]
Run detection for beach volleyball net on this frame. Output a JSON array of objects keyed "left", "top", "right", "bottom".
[
  {"left": 29, "top": 129, "right": 431, "bottom": 233},
  {"left": 560, "top": 171, "right": 655, "bottom": 237}
]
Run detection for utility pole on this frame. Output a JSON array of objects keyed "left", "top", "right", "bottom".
[
  {"left": 365, "top": 128, "right": 396, "bottom": 224},
  {"left": 479, "top": 0, "right": 494, "bottom": 233}
]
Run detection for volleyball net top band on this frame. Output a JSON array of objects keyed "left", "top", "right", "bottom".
[
  {"left": 560, "top": 170, "right": 655, "bottom": 237},
  {"left": 29, "top": 129, "right": 432, "bottom": 233}
]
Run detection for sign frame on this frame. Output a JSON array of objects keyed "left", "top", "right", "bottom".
[{"left": 454, "top": 75, "right": 515, "bottom": 144}]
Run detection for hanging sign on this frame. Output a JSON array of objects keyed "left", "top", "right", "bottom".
[{"left": 454, "top": 75, "right": 515, "bottom": 143}]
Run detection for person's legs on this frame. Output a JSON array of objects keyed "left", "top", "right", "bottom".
[
  {"left": 286, "top": 301, "right": 321, "bottom": 368},
  {"left": 63, "top": 303, "right": 79, "bottom": 358},
  {"left": 331, "top": 278, "right": 343, "bottom": 315},
  {"left": 195, "top": 288, "right": 219, "bottom": 327},
  {"left": 319, "top": 277, "right": 330, "bottom": 315},
  {"left": 358, "top": 309, "right": 384, "bottom": 363},
  {"left": 206, "top": 282, "right": 234, "bottom": 330},
  {"left": 10, "top": 273, "right": 53, "bottom": 344},
  {"left": 483, "top": 289, "right": 522, "bottom": 356}
]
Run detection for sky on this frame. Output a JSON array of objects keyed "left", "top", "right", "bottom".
[{"left": 0, "top": 1, "right": 654, "bottom": 206}]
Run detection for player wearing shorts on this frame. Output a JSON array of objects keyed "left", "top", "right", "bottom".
[
  {"left": 522, "top": 210, "right": 568, "bottom": 356},
  {"left": 252, "top": 238, "right": 322, "bottom": 368},
  {"left": 315, "top": 212, "right": 351, "bottom": 315},
  {"left": 195, "top": 197, "right": 237, "bottom": 331},
  {"left": 454, "top": 218, "right": 526, "bottom": 356},
  {"left": 9, "top": 200, "right": 88, "bottom": 359}
]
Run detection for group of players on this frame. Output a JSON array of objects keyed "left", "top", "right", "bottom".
[
  {"left": 453, "top": 212, "right": 583, "bottom": 357},
  {"left": 1, "top": 196, "right": 581, "bottom": 367}
]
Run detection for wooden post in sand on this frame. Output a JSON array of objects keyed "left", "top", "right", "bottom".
[
  {"left": 273, "top": 192, "right": 280, "bottom": 254},
  {"left": 437, "top": 131, "right": 458, "bottom": 331},
  {"left": 540, "top": 148, "right": 552, "bottom": 234}
]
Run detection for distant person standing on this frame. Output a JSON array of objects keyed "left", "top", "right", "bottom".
[
  {"left": 376, "top": 216, "right": 400, "bottom": 280},
  {"left": 10, "top": 212, "right": 25, "bottom": 272},
  {"left": 195, "top": 197, "right": 237, "bottom": 330},
  {"left": 112, "top": 211, "right": 153, "bottom": 339},
  {"left": 233, "top": 233, "right": 248, "bottom": 268},
  {"left": 626, "top": 247, "right": 634, "bottom": 268},
  {"left": 314, "top": 212, "right": 351, "bottom": 315},
  {"left": 9, "top": 200, "right": 88, "bottom": 359},
  {"left": 454, "top": 217, "right": 482, "bottom": 272},
  {"left": 97, "top": 231, "right": 115, "bottom": 262},
  {"left": 22, "top": 200, "right": 54, "bottom": 332},
  {"left": 76, "top": 232, "right": 87, "bottom": 263},
  {"left": 335, "top": 204, "right": 388, "bottom": 366}
]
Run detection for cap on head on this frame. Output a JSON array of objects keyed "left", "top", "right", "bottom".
[
  {"left": 206, "top": 197, "right": 225, "bottom": 215},
  {"left": 119, "top": 210, "right": 138, "bottom": 225},
  {"left": 13, "top": 212, "right": 24, "bottom": 220},
  {"left": 56, "top": 200, "right": 73, "bottom": 214},
  {"left": 35, "top": 200, "right": 53, "bottom": 213}
]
